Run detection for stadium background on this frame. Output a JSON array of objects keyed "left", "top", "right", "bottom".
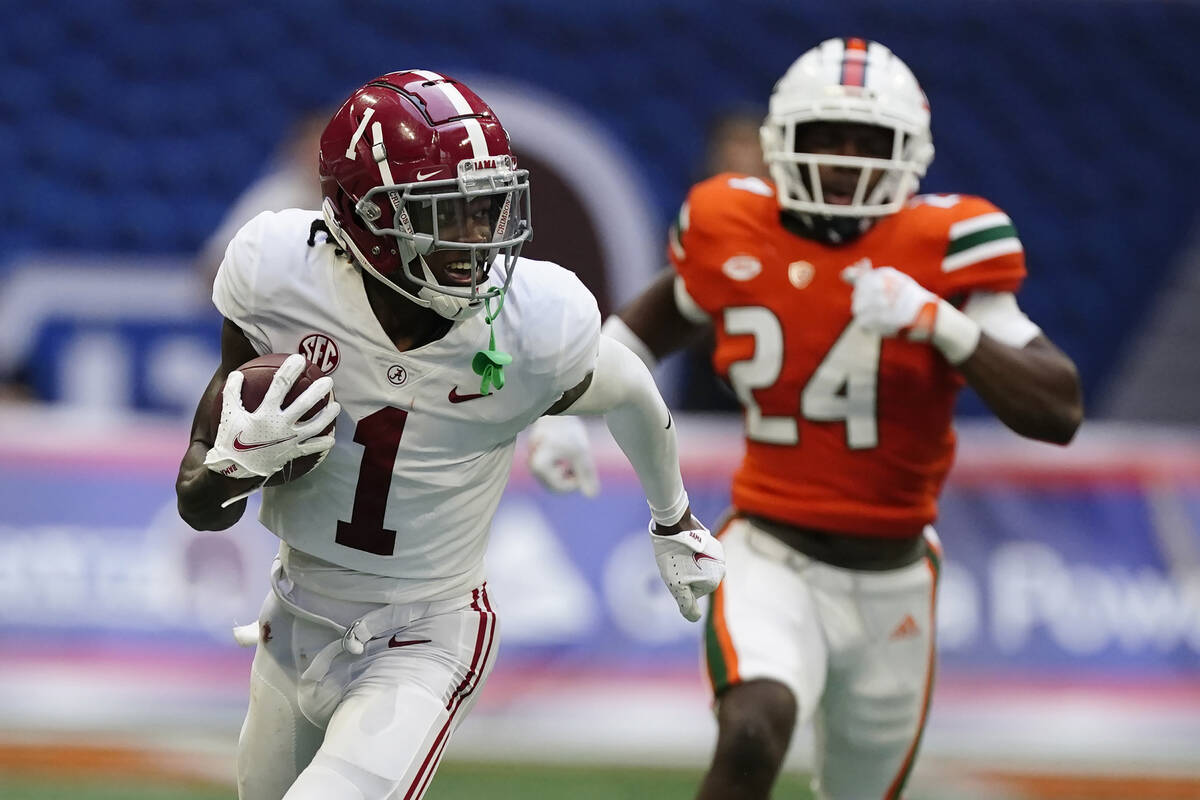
[{"left": 1, "top": 1, "right": 1198, "bottom": 798}]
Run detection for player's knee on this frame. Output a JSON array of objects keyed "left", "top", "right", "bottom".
[
  {"left": 714, "top": 681, "right": 797, "bottom": 773},
  {"left": 287, "top": 752, "right": 396, "bottom": 800}
]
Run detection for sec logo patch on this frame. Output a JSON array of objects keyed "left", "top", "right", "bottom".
[{"left": 299, "top": 334, "right": 339, "bottom": 374}]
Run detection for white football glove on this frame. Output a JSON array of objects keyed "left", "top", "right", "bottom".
[
  {"left": 527, "top": 415, "right": 600, "bottom": 498},
  {"left": 842, "top": 263, "right": 939, "bottom": 338},
  {"left": 203, "top": 353, "right": 340, "bottom": 481},
  {"left": 651, "top": 517, "right": 726, "bottom": 622},
  {"left": 842, "top": 263, "right": 982, "bottom": 364}
]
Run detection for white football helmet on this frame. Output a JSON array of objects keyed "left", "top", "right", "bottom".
[{"left": 761, "top": 38, "right": 935, "bottom": 219}]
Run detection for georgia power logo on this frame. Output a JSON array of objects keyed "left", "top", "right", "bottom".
[
  {"left": 299, "top": 333, "right": 339, "bottom": 374},
  {"left": 721, "top": 255, "right": 762, "bottom": 282}
]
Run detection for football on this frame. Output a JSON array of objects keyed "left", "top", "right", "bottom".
[{"left": 212, "top": 353, "right": 336, "bottom": 485}]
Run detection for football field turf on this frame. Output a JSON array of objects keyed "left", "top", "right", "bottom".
[{"left": 0, "top": 761, "right": 817, "bottom": 799}]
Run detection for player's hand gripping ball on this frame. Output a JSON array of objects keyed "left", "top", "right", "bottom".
[{"left": 205, "top": 353, "right": 339, "bottom": 485}]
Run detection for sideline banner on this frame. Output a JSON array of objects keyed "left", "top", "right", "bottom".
[{"left": 0, "top": 410, "right": 1197, "bottom": 682}]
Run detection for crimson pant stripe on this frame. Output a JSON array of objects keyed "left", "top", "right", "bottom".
[
  {"left": 841, "top": 37, "right": 868, "bottom": 87},
  {"left": 445, "top": 584, "right": 496, "bottom": 711},
  {"left": 411, "top": 587, "right": 497, "bottom": 799},
  {"left": 402, "top": 585, "right": 497, "bottom": 800},
  {"left": 411, "top": 587, "right": 497, "bottom": 800}
]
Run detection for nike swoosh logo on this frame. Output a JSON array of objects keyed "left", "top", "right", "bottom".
[
  {"left": 415, "top": 169, "right": 442, "bottom": 181},
  {"left": 388, "top": 636, "right": 432, "bottom": 649},
  {"left": 448, "top": 387, "right": 492, "bottom": 403},
  {"left": 693, "top": 552, "right": 721, "bottom": 568},
  {"left": 232, "top": 433, "right": 297, "bottom": 451}
]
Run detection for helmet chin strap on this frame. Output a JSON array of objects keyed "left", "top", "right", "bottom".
[{"left": 416, "top": 259, "right": 484, "bottom": 321}]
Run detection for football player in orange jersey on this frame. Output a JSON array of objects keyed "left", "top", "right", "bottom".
[{"left": 529, "top": 37, "right": 1082, "bottom": 799}]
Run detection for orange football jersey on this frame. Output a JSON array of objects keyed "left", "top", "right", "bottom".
[{"left": 670, "top": 174, "right": 1026, "bottom": 536}]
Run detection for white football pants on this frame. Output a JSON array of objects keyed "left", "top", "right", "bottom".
[
  {"left": 236, "top": 581, "right": 499, "bottom": 800},
  {"left": 705, "top": 517, "right": 941, "bottom": 800}
]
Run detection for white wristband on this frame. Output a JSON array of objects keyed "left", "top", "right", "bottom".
[
  {"left": 650, "top": 489, "right": 690, "bottom": 527},
  {"left": 931, "top": 299, "right": 982, "bottom": 365}
]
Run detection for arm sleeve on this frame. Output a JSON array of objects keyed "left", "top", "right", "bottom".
[
  {"left": 962, "top": 291, "right": 1042, "bottom": 348},
  {"left": 211, "top": 211, "right": 273, "bottom": 355},
  {"left": 600, "top": 315, "right": 657, "bottom": 368},
  {"left": 563, "top": 335, "right": 688, "bottom": 525}
]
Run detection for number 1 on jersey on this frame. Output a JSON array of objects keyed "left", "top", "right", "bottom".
[
  {"left": 335, "top": 407, "right": 408, "bottom": 555},
  {"left": 724, "top": 306, "right": 881, "bottom": 450}
]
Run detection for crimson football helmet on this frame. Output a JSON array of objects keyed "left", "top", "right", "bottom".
[
  {"left": 318, "top": 70, "right": 532, "bottom": 320},
  {"left": 761, "top": 38, "right": 934, "bottom": 221}
]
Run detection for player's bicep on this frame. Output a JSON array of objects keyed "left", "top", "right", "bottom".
[
  {"left": 616, "top": 268, "right": 709, "bottom": 359},
  {"left": 553, "top": 335, "right": 660, "bottom": 417}
]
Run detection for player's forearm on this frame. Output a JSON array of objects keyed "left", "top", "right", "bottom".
[
  {"left": 604, "top": 388, "right": 688, "bottom": 525},
  {"left": 566, "top": 336, "right": 689, "bottom": 525},
  {"left": 958, "top": 335, "right": 1084, "bottom": 444},
  {"left": 175, "top": 442, "right": 254, "bottom": 530}
]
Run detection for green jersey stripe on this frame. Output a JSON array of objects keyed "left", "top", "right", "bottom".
[
  {"left": 948, "top": 211, "right": 1010, "bottom": 239},
  {"left": 942, "top": 237, "right": 1023, "bottom": 272},
  {"left": 945, "top": 223, "right": 1019, "bottom": 256}
]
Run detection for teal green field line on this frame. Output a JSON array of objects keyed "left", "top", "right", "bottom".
[
  {"left": 1, "top": 762, "right": 816, "bottom": 800},
  {"left": 0, "top": 776, "right": 231, "bottom": 800}
]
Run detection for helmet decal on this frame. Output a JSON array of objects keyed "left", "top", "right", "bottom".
[
  {"left": 343, "top": 107, "right": 374, "bottom": 160},
  {"left": 409, "top": 69, "right": 493, "bottom": 159},
  {"left": 839, "top": 37, "right": 868, "bottom": 87}
]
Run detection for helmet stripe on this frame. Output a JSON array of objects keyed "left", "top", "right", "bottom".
[
  {"left": 344, "top": 106, "right": 375, "bottom": 160},
  {"left": 409, "top": 69, "right": 491, "bottom": 159},
  {"left": 840, "top": 37, "right": 869, "bottom": 87}
]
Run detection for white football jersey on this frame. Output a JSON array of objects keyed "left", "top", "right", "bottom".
[{"left": 213, "top": 209, "right": 600, "bottom": 603}]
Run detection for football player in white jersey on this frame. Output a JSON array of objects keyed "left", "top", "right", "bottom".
[{"left": 175, "top": 70, "right": 726, "bottom": 800}]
